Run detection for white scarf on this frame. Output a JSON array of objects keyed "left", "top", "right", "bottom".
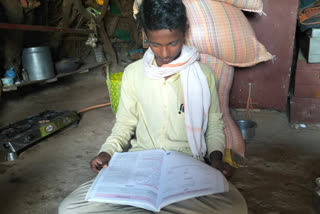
[{"left": 143, "top": 45, "right": 211, "bottom": 159}]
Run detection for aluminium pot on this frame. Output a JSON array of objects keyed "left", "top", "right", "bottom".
[{"left": 22, "top": 46, "right": 55, "bottom": 81}]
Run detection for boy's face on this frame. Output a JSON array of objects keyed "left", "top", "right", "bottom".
[{"left": 146, "top": 29, "right": 184, "bottom": 67}]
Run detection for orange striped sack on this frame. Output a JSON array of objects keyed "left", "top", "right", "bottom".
[
  {"left": 184, "top": 0, "right": 273, "bottom": 67},
  {"left": 200, "top": 53, "right": 245, "bottom": 160},
  {"left": 214, "top": 0, "right": 263, "bottom": 13}
]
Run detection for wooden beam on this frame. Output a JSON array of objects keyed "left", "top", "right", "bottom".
[{"left": 0, "top": 22, "right": 94, "bottom": 34}]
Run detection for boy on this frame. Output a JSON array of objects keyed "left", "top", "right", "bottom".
[{"left": 59, "top": 0, "right": 247, "bottom": 213}]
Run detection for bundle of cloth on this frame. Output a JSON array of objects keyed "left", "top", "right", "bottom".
[
  {"left": 298, "top": 0, "right": 320, "bottom": 31},
  {"left": 133, "top": 0, "right": 273, "bottom": 166}
]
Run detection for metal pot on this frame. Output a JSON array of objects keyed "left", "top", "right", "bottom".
[
  {"left": 235, "top": 120, "right": 257, "bottom": 140},
  {"left": 313, "top": 177, "right": 320, "bottom": 213},
  {"left": 22, "top": 46, "right": 55, "bottom": 81},
  {"left": 55, "top": 58, "right": 81, "bottom": 73},
  {"left": 3, "top": 142, "right": 17, "bottom": 161}
]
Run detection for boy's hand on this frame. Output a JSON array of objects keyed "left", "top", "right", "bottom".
[
  {"left": 210, "top": 151, "right": 235, "bottom": 179},
  {"left": 89, "top": 152, "right": 111, "bottom": 174}
]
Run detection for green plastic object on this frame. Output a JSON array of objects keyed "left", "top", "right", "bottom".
[
  {"left": 114, "top": 30, "right": 130, "bottom": 42},
  {"left": 110, "top": 2, "right": 121, "bottom": 15}
]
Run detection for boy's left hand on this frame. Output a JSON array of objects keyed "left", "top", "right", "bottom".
[{"left": 210, "top": 151, "right": 235, "bottom": 179}]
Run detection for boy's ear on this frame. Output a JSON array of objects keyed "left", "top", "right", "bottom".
[
  {"left": 183, "top": 23, "right": 189, "bottom": 43},
  {"left": 186, "top": 22, "right": 190, "bottom": 32}
]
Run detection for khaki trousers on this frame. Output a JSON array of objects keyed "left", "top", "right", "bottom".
[{"left": 59, "top": 180, "right": 247, "bottom": 214}]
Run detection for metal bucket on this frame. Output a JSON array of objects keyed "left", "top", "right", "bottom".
[
  {"left": 313, "top": 177, "right": 320, "bottom": 214},
  {"left": 22, "top": 47, "right": 55, "bottom": 81},
  {"left": 235, "top": 120, "right": 257, "bottom": 140}
]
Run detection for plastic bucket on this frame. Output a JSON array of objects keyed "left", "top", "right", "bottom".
[
  {"left": 22, "top": 46, "right": 55, "bottom": 81},
  {"left": 235, "top": 120, "right": 257, "bottom": 140}
]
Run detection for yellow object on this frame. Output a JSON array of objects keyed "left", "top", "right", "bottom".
[
  {"left": 96, "top": 0, "right": 104, "bottom": 5},
  {"left": 106, "top": 65, "right": 123, "bottom": 114},
  {"left": 223, "top": 148, "right": 238, "bottom": 168}
]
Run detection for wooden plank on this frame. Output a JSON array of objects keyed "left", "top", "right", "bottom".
[
  {"left": 97, "top": 0, "right": 117, "bottom": 64},
  {"left": 0, "top": 22, "right": 94, "bottom": 34}
]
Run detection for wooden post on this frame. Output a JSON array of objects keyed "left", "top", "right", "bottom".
[{"left": 97, "top": 0, "right": 118, "bottom": 64}]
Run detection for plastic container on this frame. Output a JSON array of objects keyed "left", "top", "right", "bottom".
[
  {"left": 22, "top": 46, "right": 55, "bottom": 81},
  {"left": 93, "top": 45, "right": 106, "bottom": 63},
  {"left": 5, "top": 67, "right": 16, "bottom": 79},
  {"left": 1, "top": 77, "right": 14, "bottom": 86}
]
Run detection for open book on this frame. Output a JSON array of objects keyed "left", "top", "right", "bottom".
[{"left": 85, "top": 149, "right": 228, "bottom": 212}]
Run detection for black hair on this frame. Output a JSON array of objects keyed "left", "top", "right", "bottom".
[{"left": 139, "top": 0, "right": 187, "bottom": 35}]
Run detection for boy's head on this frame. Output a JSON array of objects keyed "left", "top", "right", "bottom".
[
  {"left": 139, "top": 0, "right": 187, "bottom": 36},
  {"left": 139, "top": 0, "right": 188, "bottom": 66}
]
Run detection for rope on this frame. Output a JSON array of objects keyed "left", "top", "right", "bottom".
[{"left": 246, "top": 83, "right": 254, "bottom": 120}]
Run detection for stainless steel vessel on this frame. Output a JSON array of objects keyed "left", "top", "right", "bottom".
[{"left": 22, "top": 46, "right": 55, "bottom": 81}]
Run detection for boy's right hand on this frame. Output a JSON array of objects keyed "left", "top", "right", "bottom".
[{"left": 89, "top": 152, "right": 111, "bottom": 174}]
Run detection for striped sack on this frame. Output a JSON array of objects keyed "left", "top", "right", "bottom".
[
  {"left": 215, "top": 0, "right": 263, "bottom": 13},
  {"left": 184, "top": 0, "right": 273, "bottom": 67},
  {"left": 200, "top": 53, "right": 245, "bottom": 162}
]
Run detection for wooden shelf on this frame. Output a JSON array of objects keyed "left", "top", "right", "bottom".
[{"left": 2, "top": 62, "right": 107, "bottom": 92}]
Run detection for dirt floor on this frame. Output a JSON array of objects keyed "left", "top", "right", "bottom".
[
  {"left": 0, "top": 63, "right": 319, "bottom": 214},
  {"left": 231, "top": 110, "right": 320, "bottom": 214}
]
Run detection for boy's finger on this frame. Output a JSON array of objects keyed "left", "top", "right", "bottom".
[{"left": 96, "top": 159, "right": 103, "bottom": 165}]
